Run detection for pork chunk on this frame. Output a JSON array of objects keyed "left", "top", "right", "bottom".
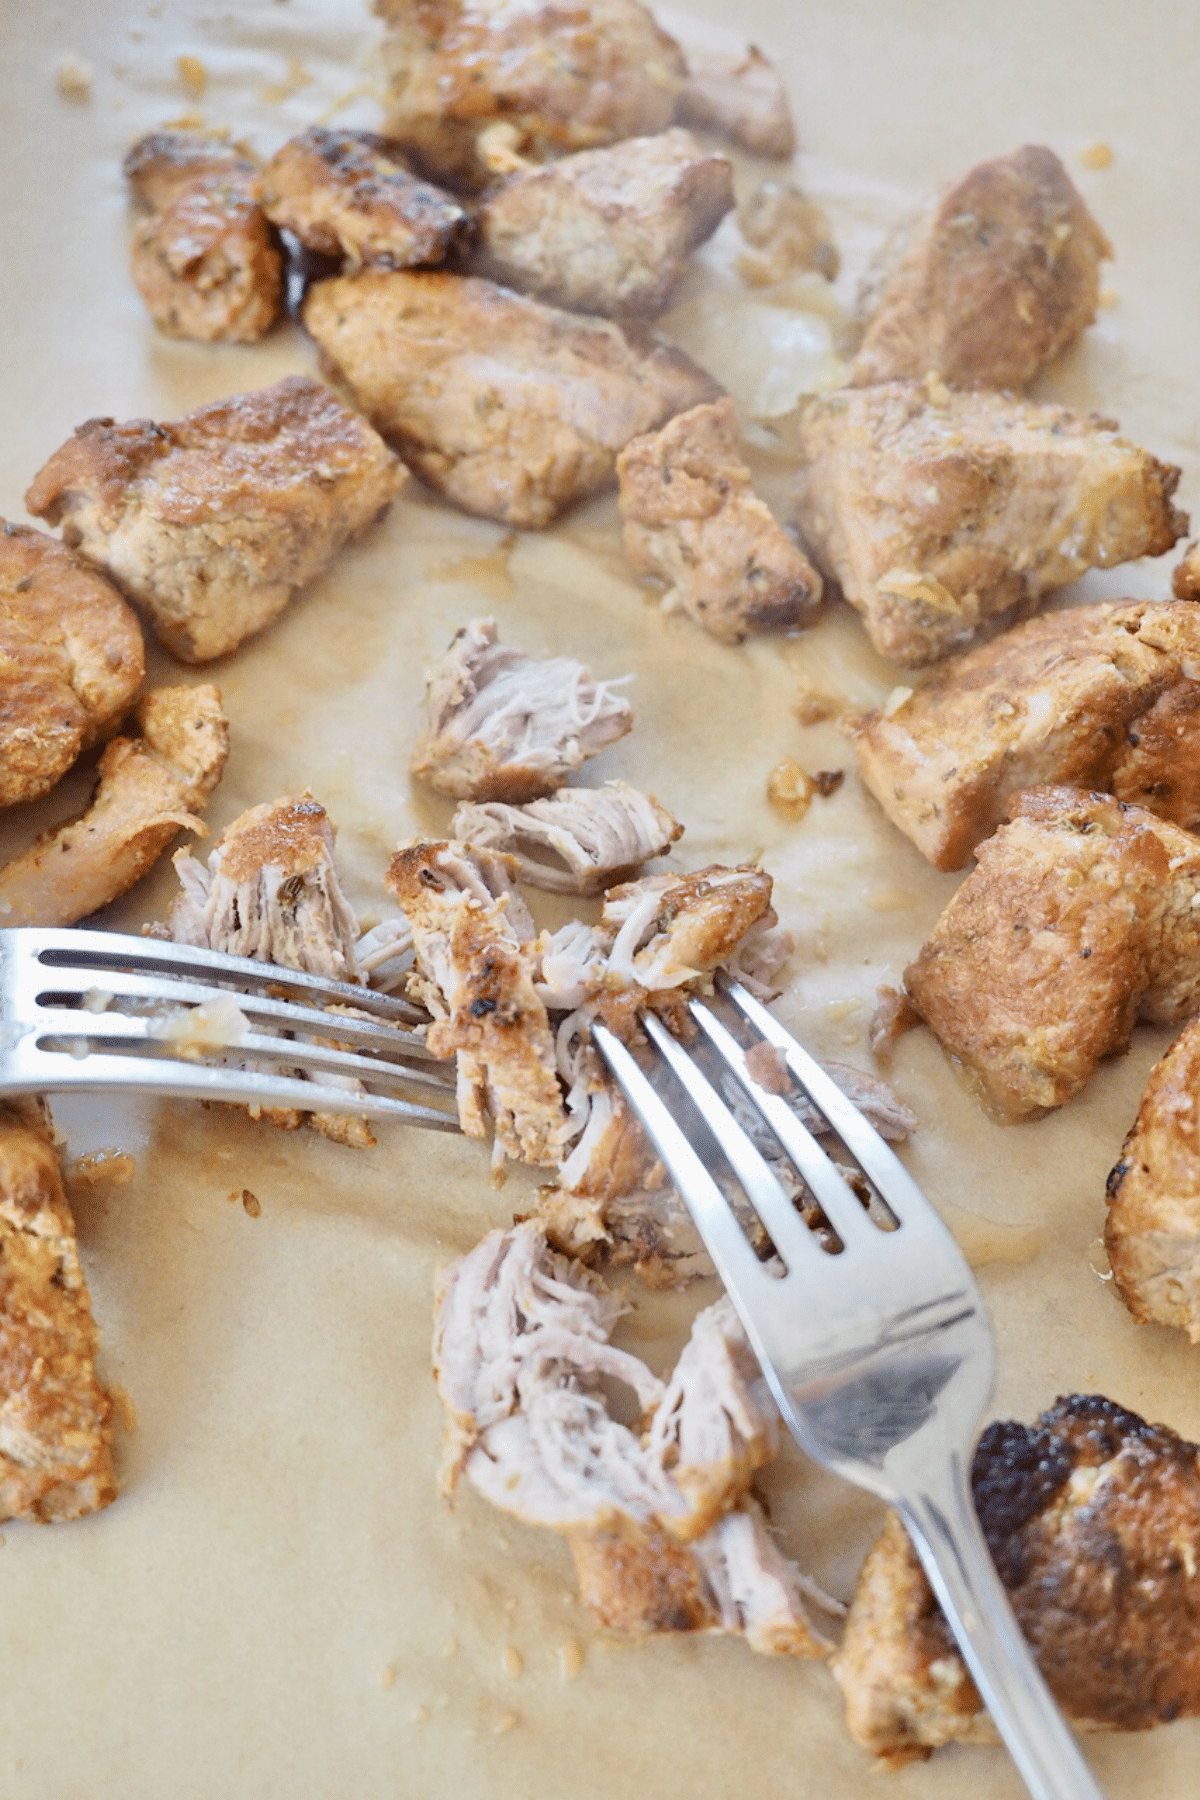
[
  {"left": 834, "top": 1395, "right": 1200, "bottom": 1760},
  {"left": 618, "top": 398, "right": 823, "bottom": 643},
  {"left": 25, "top": 377, "right": 405, "bottom": 663},
  {"left": 848, "top": 145, "right": 1110, "bottom": 391},
  {"left": 0, "top": 1100, "right": 116, "bottom": 1524},
  {"left": 302, "top": 270, "right": 720, "bottom": 528},
  {"left": 375, "top": 0, "right": 687, "bottom": 189},
  {"left": 0, "top": 684, "right": 228, "bottom": 928},
  {"left": 472, "top": 129, "right": 733, "bottom": 319},
  {"left": 850, "top": 600, "right": 1200, "bottom": 869},
  {"left": 793, "top": 383, "right": 1187, "bottom": 666},
  {"left": 735, "top": 180, "right": 839, "bottom": 286},
  {"left": 0, "top": 523, "right": 143, "bottom": 809},
  {"left": 601, "top": 864, "right": 776, "bottom": 992},
  {"left": 255, "top": 127, "right": 467, "bottom": 270},
  {"left": 410, "top": 617, "right": 633, "bottom": 801},
  {"left": 124, "top": 131, "right": 283, "bottom": 343},
  {"left": 1106, "top": 1016, "right": 1200, "bottom": 1341},
  {"left": 677, "top": 44, "right": 796, "bottom": 160},
  {"left": 452, "top": 781, "right": 682, "bottom": 893},
  {"left": 904, "top": 786, "right": 1200, "bottom": 1120}
]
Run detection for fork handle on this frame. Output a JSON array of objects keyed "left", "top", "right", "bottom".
[{"left": 897, "top": 1460, "right": 1108, "bottom": 1800}]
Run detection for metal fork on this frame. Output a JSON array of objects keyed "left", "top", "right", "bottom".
[
  {"left": 593, "top": 973, "right": 1106, "bottom": 1800},
  {"left": 0, "top": 928, "right": 459, "bottom": 1131}
]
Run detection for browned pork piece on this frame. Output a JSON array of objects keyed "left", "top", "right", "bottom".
[
  {"left": 25, "top": 377, "right": 405, "bottom": 664},
  {"left": 387, "top": 838, "right": 567, "bottom": 1166},
  {"left": 904, "top": 786, "right": 1200, "bottom": 1121},
  {"left": 374, "top": 0, "right": 687, "bottom": 189},
  {"left": 254, "top": 127, "right": 468, "bottom": 270},
  {"left": 434, "top": 1220, "right": 827, "bottom": 1652},
  {"left": 0, "top": 1099, "right": 117, "bottom": 1524},
  {"left": 410, "top": 617, "right": 633, "bottom": 801},
  {"left": 677, "top": 44, "right": 796, "bottom": 160},
  {"left": 834, "top": 1395, "right": 1200, "bottom": 1762},
  {"left": 452, "top": 781, "right": 682, "bottom": 893},
  {"left": 472, "top": 129, "right": 734, "bottom": 319},
  {"left": 848, "top": 145, "right": 1110, "bottom": 391},
  {"left": 735, "top": 179, "right": 839, "bottom": 286},
  {"left": 850, "top": 600, "right": 1200, "bottom": 870},
  {"left": 123, "top": 130, "right": 283, "bottom": 343},
  {"left": 0, "top": 684, "right": 228, "bottom": 928},
  {"left": 0, "top": 523, "right": 143, "bottom": 809},
  {"left": 1106, "top": 1016, "right": 1200, "bottom": 1341},
  {"left": 302, "top": 270, "right": 720, "bottom": 528},
  {"left": 793, "top": 383, "right": 1187, "bottom": 666},
  {"left": 1175, "top": 541, "right": 1200, "bottom": 599},
  {"left": 618, "top": 398, "right": 823, "bottom": 643}
]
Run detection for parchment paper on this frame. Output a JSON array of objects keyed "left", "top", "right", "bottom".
[{"left": 2, "top": 2, "right": 1199, "bottom": 1795}]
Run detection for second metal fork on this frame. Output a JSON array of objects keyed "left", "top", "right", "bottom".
[{"left": 593, "top": 973, "right": 1106, "bottom": 1800}]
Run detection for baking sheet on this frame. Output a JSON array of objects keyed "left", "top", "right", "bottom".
[{"left": 3, "top": 1, "right": 1200, "bottom": 1794}]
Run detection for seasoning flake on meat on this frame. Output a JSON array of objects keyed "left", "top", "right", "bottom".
[
  {"left": 0, "top": 522, "right": 143, "bottom": 809},
  {"left": 124, "top": 130, "right": 283, "bottom": 343},
  {"left": 904, "top": 785, "right": 1200, "bottom": 1120},
  {"left": 26, "top": 376, "right": 406, "bottom": 664},
  {"left": 677, "top": 44, "right": 796, "bottom": 160},
  {"left": 849, "top": 600, "right": 1200, "bottom": 869},
  {"left": 834, "top": 1395, "right": 1200, "bottom": 1761},
  {"left": 618, "top": 398, "right": 823, "bottom": 644},
  {"left": 0, "top": 683, "right": 228, "bottom": 928},
  {"left": 410, "top": 617, "right": 633, "bottom": 802},
  {"left": 0, "top": 1098, "right": 116, "bottom": 1523},
  {"left": 793, "top": 382, "right": 1187, "bottom": 666},
  {"left": 452, "top": 781, "right": 682, "bottom": 893},
  {"left": 255, "top": 127, "right": 468, "bottom": 270},
  {"left": 302, "top": 270, "right": 720, "bottom": 528},
  {"left": 472, "top": 129, "right": 733, "bottom": 319},
  {"left": 848, "top": 145, "right": 1110, "bottom": 391},
  {"left": 374, "top": 0, "right": 688, "bottom": 189}
]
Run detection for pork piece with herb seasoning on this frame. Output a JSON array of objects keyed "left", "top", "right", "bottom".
[
  {"left": 255, "top": 127, "right": 468, "bottom": 270},
  {"left": 452, "top": 781, "right": 682, "bottom": 893},
  {"left": 410, "top": 617, "right": 632, "bottom": 802},
  {"left": 374, "top": 0, "right": 687, "bottom": 189},
  {"left": 435, "top": 1220, "right": 828, "bottom": 1652},
  {"left": 677, "top": 44, "right": 796, "bottom": 160},
  {"left": 834, "top": 1395, "right": 1200, "bottom": 1762},
  {"left": 1106, "top": 1016, "right": 1200, "bottom": 1342},
  {"left": 793, "top": 383, "right": 1187, "bottom": 666},
  {"left": 904, "top": 786, "right": 1200, "bottom": 1121},
  {"left": 0, "top": 1099, "right": 116, "bottom": 1524},
  {"left": 849, "top": 600, "right": 1200, "bottom": 869},
  {"left": 302, "top": 270, "right": 720, "bottom": 528},
  {"left": 123, "top": 130, "right": 283, "bottom": 343},
  {"left": 0, "top": 684, "right": 228, "bottom": 928},
  {"left": 618, "top": 398, "right": 823, "bottom": 643},
  {"left": 0, "top": 523, "right": 143, "bottom": 809},
  {"left": 472, "top": 129, "right": 733, "bottom": 319},
  {"left": 25, "top": 377, "right": 406, "bottom": 664},
  {"left": 848, "top": 145, "right": 1110, "bottom": 392}
]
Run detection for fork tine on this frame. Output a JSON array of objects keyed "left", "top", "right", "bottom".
[
  {"left": 639, "top": 1013, "right": 821, "bottom": 1270},
  {"left": 591, "top": 1022, "right": 774, "bottom": 1299}
]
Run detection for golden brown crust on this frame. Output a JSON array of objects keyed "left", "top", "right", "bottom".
[
  {"left": 123, "top": 131, "right": 258, "bottom": 210},
  {"left": 568, "top": 1515, "right": 718, "bottom": 1634}
]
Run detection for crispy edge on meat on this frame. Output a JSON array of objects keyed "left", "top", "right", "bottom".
[
  {"left": 0, "top": 684, "right": 228, "bottom": 928},
  {"left": 0, "top": 522, "right": 144, "bottom": 809},
  {"left": 452, "top": 781, "right": 683, "bottom": 893},
  {"left": 793, "top": 382, "right": 1188, "bottom": 667},
  {"left": 25, "top": 376, "right": 406, "bottom": 664},
  {"left": 848, "top": 145, "right": 1110, "bottom": 391},
  {"left": 904, "top": 786, "right": 1200, "bottom": 1121},
  {"left": 302, "top": 269, "right": 721, "bottom": 528},
  {"left": 255, "top": 127, "right": 467, "bottom": 270},
  {"left": 410, "top": 616, "right": 633, "bottom": 802},
  {"left": 1106, "top": 1015, "right": 1200, "bottom": 1341},
  {"left": 848, "top": 600, "right": 1200, "bottom": 870},
  {"left": 0, "top": 1099, "right": 116, "bottom": 1524},
  {"left": 123, "top": 130, "right": 257, "bottom": 210},
  {"left": 472, "top": 128, "right": 733, "bottom": 319},
  {"left": 373, "top": 0, "right": 688, "bottom": 189},
  {"left": 834, "top": 1395, "right": 1200, "bottom": 1759},
  {"left": 618, "top": 397, "right": 823, "bottom": 644},
  {"left": 676, "top": 44, "right": 796, "bottom": 160}
]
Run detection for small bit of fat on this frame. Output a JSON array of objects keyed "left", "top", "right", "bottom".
[
  {"left": 767, "top": 757, "right": 815, "bottom": 820},
  {"left": 56, "top": 54, "right": 93, "bottom": 98},
  {"left": 150, "top": 994, "right": 250, "bottom": 1057},
  {"left": 558, "top": 1639, "right": 584, "bottom": 1682}
]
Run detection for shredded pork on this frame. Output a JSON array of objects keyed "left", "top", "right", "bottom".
[{"left": 452, "top": 781, "right": 682, "bottom": 893}]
